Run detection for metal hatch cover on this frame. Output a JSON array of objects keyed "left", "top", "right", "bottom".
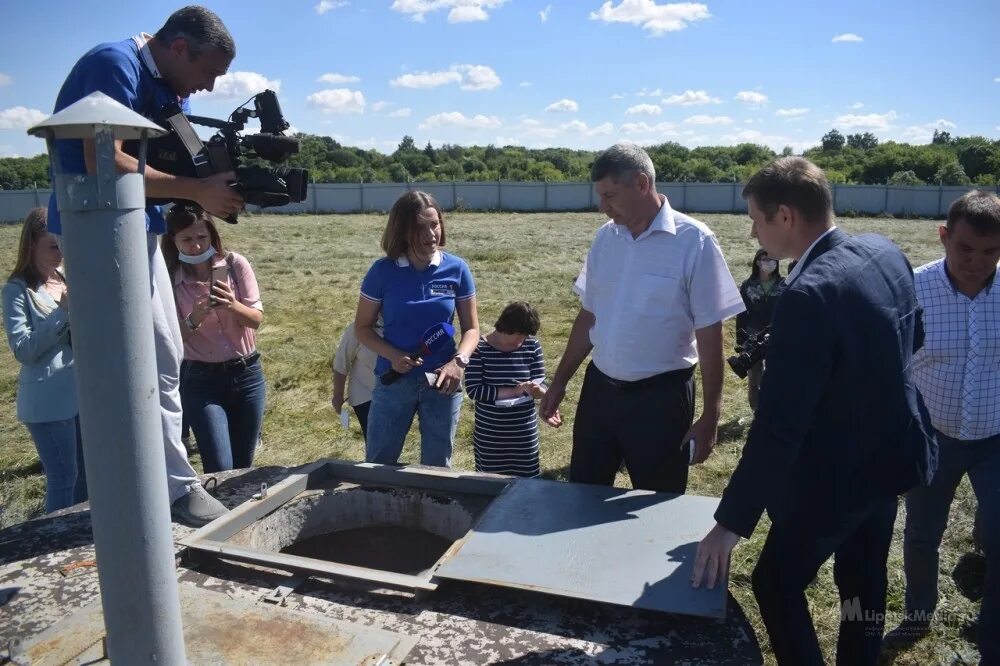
[{"left": 434, "top": 477, "right": 727, "bottom": 619}]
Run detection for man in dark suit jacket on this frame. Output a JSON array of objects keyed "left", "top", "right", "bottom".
[{"left": 692, "top": 157, "right": 937, "bottom": 665}]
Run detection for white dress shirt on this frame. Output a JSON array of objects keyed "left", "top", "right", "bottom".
[
  {"left": 911, "top": 259, "right": 1000, "bottom": 441},
  {"left": 581, "top": 195, "right": 744, "bottom": 381}
]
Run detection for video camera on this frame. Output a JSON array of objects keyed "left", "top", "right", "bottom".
[
  {"left": 124, "top": 90, "right": 308, "bottom": 223},
  {"left": 727, "top": 327, "right": 769, "bottom": 379}
]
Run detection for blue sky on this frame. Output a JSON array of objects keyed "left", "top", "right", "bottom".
[{"left": 1, "top": 0, "right": 997, "bottom": 158}]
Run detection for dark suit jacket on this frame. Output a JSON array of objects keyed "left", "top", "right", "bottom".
[{"left": 716, "top": 228, "right": 937, "bottom": 538}]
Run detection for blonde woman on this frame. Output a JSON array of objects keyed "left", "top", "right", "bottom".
[{"left": 2, "top": 208, "right": 86, "bottom": 512}]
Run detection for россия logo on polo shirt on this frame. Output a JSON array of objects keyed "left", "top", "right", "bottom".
[{"left": 428, "top": 283, "right": 456, "bottom": 297}]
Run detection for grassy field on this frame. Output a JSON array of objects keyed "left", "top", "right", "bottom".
[{"left": 0, "top": 211, "right": 980, "bottom": 664}]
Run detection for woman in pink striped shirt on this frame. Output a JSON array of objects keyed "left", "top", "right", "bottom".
[{"left": 162, "top": 205, "right": 266, "bottom": 473}]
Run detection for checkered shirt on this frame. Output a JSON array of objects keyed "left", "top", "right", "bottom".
[{"left": 911, "top": 258, "right": 1000, "bottom": 441}]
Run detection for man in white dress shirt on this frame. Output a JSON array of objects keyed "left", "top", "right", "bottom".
[
  {"left": 888, "top": 190, "right": 1000, "bottom": 662},
  {"left": 540, "top": 142, "right": 744, "bottom": 493}
]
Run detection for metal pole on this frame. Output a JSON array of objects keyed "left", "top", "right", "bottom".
[{"left": 38, "top": 106, "right": 186, "bottom": 663}]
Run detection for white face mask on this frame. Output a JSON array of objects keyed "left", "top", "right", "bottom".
[
  {"left": 758, "top": 259, "right": 778, "bottom": 273},
  {"left": 178, "top": 247, "right": 216, "bottom": 264}
]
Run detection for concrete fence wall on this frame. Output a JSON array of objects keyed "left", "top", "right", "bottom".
[{"left": 3, "top": 182, "right": 995, "bottom": 223}]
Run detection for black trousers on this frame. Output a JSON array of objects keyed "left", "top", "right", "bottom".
[
  {"left": 352, "top": 400, "right": 371, "bottom": 441},
  {"left": 752, "top": 497, "right": 898, "bottom": 666},
  {"left": 569, "top": 362, "right": 695, "bottom": 493}
]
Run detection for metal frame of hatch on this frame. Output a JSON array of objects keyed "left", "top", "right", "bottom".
[{"left": 180, "top": 459, "right": 512, "bottom": 595}]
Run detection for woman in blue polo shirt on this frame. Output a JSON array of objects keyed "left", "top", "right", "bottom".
[{"left": 355, "top": 191, "right": 480, "bottom": 468}]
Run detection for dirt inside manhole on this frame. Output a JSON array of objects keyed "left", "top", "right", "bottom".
[{"left": 280, "top": 525, "right": 454, "bottom": 575}]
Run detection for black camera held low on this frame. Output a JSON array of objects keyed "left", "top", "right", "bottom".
[
  {"left": 123, "top": 89, "right": 308, "bottom": 224},
  {"left": 728, "top": 327, "right": 769, "bottom": 379}
]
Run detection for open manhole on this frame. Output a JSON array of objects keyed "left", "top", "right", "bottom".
[
  {"left": 183, "top": 462, "right": 510, "bottom": 594},
  {"left": 230, "top": 483, "right": 492, "bottom": 576}
]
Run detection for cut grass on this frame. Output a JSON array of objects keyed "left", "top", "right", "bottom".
[{"left": 0, "top": 212, "right": 979, "bottom": 663}]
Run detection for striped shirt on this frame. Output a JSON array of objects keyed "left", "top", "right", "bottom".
[
  {"left": 464, "top": 336, "right": 546, "bottom": 477},
  {"left": 911, "top": 258, "right": 1000, "bottom": 441}
]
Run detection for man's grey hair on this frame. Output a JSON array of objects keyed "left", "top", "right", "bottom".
[
  {"left": 590, "top": 142, "right": 656, "bottom": 184},
  {"left": 155, "top": 6, "right": 235, "bottom": 59}
]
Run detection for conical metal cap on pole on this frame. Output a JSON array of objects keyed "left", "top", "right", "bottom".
[{"left": 29, "top": 91, "right": 186, "bottom": 664}]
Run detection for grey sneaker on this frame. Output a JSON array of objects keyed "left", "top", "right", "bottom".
[{"left": 170, "top": 484, "right": 228, "bottom": 527}]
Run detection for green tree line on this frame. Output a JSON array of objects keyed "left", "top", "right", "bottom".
[{"left": 2, "top": 130, "right": 998, "bottom": 190}]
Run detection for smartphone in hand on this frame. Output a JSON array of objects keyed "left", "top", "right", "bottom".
[{"left": 209, "top": 264, "right": 227, "bottom": 305}]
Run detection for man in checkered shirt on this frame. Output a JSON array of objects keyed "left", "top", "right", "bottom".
[{"left": 892, "top": 190, "right": 1000, "bottom": 661}]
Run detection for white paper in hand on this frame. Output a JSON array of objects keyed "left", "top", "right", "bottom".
[{"left": 340, "top": 407, "right": 350, "bottom": 429}]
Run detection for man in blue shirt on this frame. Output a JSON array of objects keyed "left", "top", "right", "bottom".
[{"left": 50, "top": 6, "right": 243, "bottom": 526}]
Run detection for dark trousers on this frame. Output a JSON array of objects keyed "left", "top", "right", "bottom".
[
  {"left": 904, "top": 430, "right": 1000, "bottom": 663},
  {"left": 752, "top": 498, "right": 897, "bottom": 666},
  {"left": 569, "top": 362, "right": 694, "bottom": 493},
  {"left": 352, "top": 400, "right": 371, "bottom": 441}
]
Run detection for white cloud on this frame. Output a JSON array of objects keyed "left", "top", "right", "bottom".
[
  {"left": 317, "top": 73, "right": 360, "bottom": 84},
  {"left": 545, "top": 99, "right": 579, "bottom": 113},
  {"left": 201, "top": 71, "right": 281, "bottom": 99},
  {"left": 834, "top": 110, "right": 897, "bottom": 130},
  {"left": 589, "top": 0, "right": 711, "bottom": 36},
  {"left": 0, "top": 145, "right": 18, "bottom": 158},
  {"left": 721, "top": 129, "right": 810, "bottom": 152},
  {"left": 850, "top": 101, "right": 864, "bottom": 109},
  {"left": 391, "top": 0, "right": 508, "bottom": 23},
  {"left": 735, "top": 90, "right": 768, "bottom": 105},
  {"left": 390, "top": 64, "right": 500, "bottom": 90},
  {"left": 775, "top": 107, "right": 810, "bottom": 117},
  {"left": 0, "top": 73, "right": 11, "bottom": 86},
  {"left": 306, "top": 88, "right": 365, "bottom": 114},
  {"left": 0, "top": 106, "right": 49, "bottom": 129},
  {"left": 899, "top": 118, "right": 956, "bottom": 144},
  {"left": 619, "top": 121, "right": 679, "bottom": 136},
  {"left": 832, "top": 33, "right": 863, "bottom": 43},
  {"left": 391, "top": 70, "right": 461, "bottom": 89},
  {"left": 662, "top": 89, "right": 720, "bottom": 106},
  {"left": 637, "top": 87, "right": 663, "bottom": 97},
  {"left": 539, "top": 4, "right": 552, "bottom": 22},
  {"left": 519, "top": 81, "right": 532, "bottom": 87},
  {"left": 372, "top": 100, "right": 390, "bottom": 112},
  {"left": 994, "top": 77, "right": 1000, "bottom": 83},
  {"left": 315, "top": 0, "right": 348, "bottom": 13},
  {"left": 419, "top": 111, "right": 502, "bottom": 130},
  {"left": 611, "top": 93, "right": 626, "bottom": 99},
  {"left": 626, "top": 103, "right": 662, "bottom": 115},
  {"left": 388, "top": 107, "right": 412, "bottom": 118},
  {"left": 560, "top": 120, "right": 613, "bottom": 136},
  {"left": 456, "top": 64, "right": 501, "bottom": 90},
  {"left": 684, "top": 114, "right": 733, "bottom": 125}
]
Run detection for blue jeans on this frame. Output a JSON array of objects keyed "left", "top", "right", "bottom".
[
  {"left": 25, "top": 416, "right": 88, "bottom": 513},
  {"left": 180, "top": 356, "right": 266, "bottom": 473},
  {"left": 904, "top": 430, "right": 1000, "bottom": 661},
  {"left": 365, "top": 371, "right": 462, "bottom": 467}
]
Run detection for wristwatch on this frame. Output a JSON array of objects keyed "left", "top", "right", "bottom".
[{"left": 453, "top": 353, "right": 470, "bottom": 369}]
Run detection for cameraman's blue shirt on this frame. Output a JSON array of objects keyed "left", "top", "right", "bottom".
[
  {"left": 360, "top": 251, "right": 476, "bottom": 376},
  {"left": 47, "top": 34, "right": 190, "bottom": 235}
]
